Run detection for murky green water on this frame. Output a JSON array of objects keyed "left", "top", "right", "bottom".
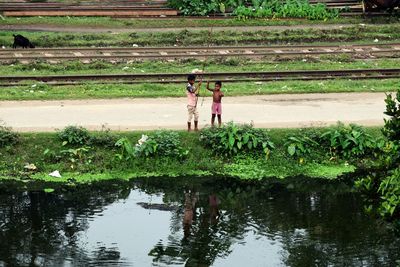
[{"left": 0, "top": 177, "right": 399, "bottom": 267}]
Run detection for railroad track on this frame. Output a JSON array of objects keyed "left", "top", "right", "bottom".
[
  {"left": 3, "top": 43, "right": 400, "bottom": 62},
  {"left": 1, "top": 68, "right": 400, "bottom": 87},
  {"left": 0, "top": 0, "right": 177, "bottom": 16}
]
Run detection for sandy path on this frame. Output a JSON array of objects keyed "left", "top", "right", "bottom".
[
  {"left": 0, "top": 92, "right": 389, "bottom": 132},
  {"left": 0, "top": 23, "right": 360, "bottom": 33}
]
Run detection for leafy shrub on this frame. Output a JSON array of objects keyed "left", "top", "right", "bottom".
[
  {"left": 378, "top": 167, "right": 400, "bottom": 217},
  {"left": 58, "top": 126, "right": 90, "bottom": 146},
  {"left": 199, "top": 122, "right": 274, "bottom": 157},
  {"left": 115, "top": 131, "right": 188, "bottom": 160},
  {"left": 383, "top": 91, "right": 400, "bottom": 145},
  {"left": 320, "top": 123, "right": 375, "bottom": 159},
  {"left": 60, "top": 146, "right": 93, "bottom": 170},
  {"left": 169, "top": 0, "right": 221, "bottom": 15},
  {"left": 233, "top": 0, "right": 339, "bottom": 20},
  {"left": 0, "top": 126, "right": 19, "bottom": 148},
  {"left": 89, "top": 129, "right": 119, "bottom": 148},
  {"left": 355, "top": 91, "right": 400, "bottom": 221},
  {"left": 284, "top": 133, "right": 319, "bottom": 163}
]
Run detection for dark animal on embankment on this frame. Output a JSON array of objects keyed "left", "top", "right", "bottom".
[{"left": 12, "top": 34, "right": 35, "bottom": 49}]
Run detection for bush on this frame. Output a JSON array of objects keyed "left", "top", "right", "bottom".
[
  {"left": 58, "top": 126, "right": 90, "bottom": 146},
  {"left": 284, "top": 131, "right": 319, "bottom": 163},
  {"left": 89, "top": 129, "right": 119, "bottom": 148},
  {"left": 115, "top": 131, "right": 188, "bottom": 160},
  {"left": 0, "top": 126, "right": 19, "bottom": 148},
  {"left": 355, "top": 90, "right": 400, "bottom": 221},
  {"left": 199, "top": 122, "right": 274, "bottom": 157},
  {"left": 320, "top": 123, "right": 376, "bottom": 159},
  {"left": 233, "top": 0, "right": 339, "bottom": 20},
  {"left": 383, "top": 91, "right": 400, "bottom": 145}
]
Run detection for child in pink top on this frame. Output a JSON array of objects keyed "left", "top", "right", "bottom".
[{"left": 206, "top": 81, "right": 224, "bottom": 127}]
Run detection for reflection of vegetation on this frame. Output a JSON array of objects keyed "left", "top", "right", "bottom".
[
  {"left": 138, "top": 176, "right": 400, "bottom": 266},
  {"left": 0, "top": 183, "right": 129, "bottom": 266}
]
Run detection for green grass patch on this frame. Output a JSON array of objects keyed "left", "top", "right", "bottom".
[
  {"left": 1, "top": 57, "right": 399, "bottom": 100},
  {"left": 2, "top": 58, "right": 400, "bottom": 76},
  {"left": 1, "top": 24, "right": 400, "bottom": 47},
  {"left": 0, "top": 78, "right": 396, "bottom": 100},
  {"left": 0, "top": 16, "right": 398, "bottom": 29}
]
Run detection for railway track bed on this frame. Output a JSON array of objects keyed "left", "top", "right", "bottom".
[
  {"left": 3, "top": 43, "right": 400, "bottom": 63},
  {"left": 1, "top": 68, "right": 400, "bottom": 87}
]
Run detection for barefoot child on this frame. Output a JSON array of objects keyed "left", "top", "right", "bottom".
[
  {"left": 206, "top": 81, "right": 224, "bottom": 127},
  {"left": 186, "top": 74, "right": 202, "bottom": 131}
]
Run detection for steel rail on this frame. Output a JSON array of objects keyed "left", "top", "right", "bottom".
[
  {"left": 2, "top": 43, "right": 400, "bottom": 61},
  {"left": 0, "top": 68, "right": 399, "bottom": 86}
]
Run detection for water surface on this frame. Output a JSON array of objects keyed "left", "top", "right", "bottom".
[{"left": 0, "top": 177, "right": 399, "bottom": 267}]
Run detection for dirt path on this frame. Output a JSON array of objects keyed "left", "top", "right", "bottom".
[
  {"left": 0, "top": 92, "right": 388, "bottom": 132},
  {"left": 0, "top": 23, "right": 360, "bottom": 33}
]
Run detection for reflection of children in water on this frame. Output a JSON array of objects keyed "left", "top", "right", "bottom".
[
  {"left": 209, "top": 194, "right": 220, "bottom": 225},
  {"left": 183, "top": 190, "right": 199, "bottom": 239},
  {"left": 183, "top": 191, "right": 221, "bottom": 239}
]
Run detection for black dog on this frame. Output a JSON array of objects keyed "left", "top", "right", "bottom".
[{"left": 12, "top": 34, "right": 35, "bottom": 49}]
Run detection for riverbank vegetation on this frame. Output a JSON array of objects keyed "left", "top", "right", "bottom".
[{"left": 0, "top": 123, "right": 382, "bottom": 186}]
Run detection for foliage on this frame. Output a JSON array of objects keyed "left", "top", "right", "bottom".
[
  {"left": 60, "top": 146, "right": 92, "bottom": 169},
  {"left": 320, "top": 123, "right": 376, "bottom": 159},
  {"left": 58, "top": 126, "right": 90, "bottom": 146},
  {"left": 234, "top": 2, "right": 339, "bottom": 20},
  {"left": 378, "top": 168, "right": 400, "bottom": 217},
  {"left": 383, "top": 91, "right": 400, "bottom": 145},
  {"left": 169, "top": 0, "right": 339, "bottom": 20},
  {"left": 0, "top": 126, "right": 19, "bottom": 148},
  {"left": 284, "top": 132, "right": 319, "bottom": 163},
  {"left": 169, "top": 0, "right": 222, "bottom": 15},
  {"left": 355, "top": 91, "right": 400, "bottom": 221},
  {"left": 115, "top": 131, "right": 188, "bottom": 160},
  {"left": 199, "top": 122, "right": 274, "bottom": 157},
  {"left": 89, "top": 128, "right": 119, "bottom": 148}
]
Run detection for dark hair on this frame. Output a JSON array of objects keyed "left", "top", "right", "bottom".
[
  {"left": 215, "top": 81, "right": 222, "bottom": 86},
  {"left": 187, "top": 74, "right": 196, "bottom": 81}
]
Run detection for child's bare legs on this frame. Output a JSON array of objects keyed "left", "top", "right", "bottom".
[
  {"left": 187, "top": 122, "right": 191, "bottom": 131},
  {"left": 211, "top": 114, "right": 216, "bottom": 127},
  {"left": 217, "top": 115, "right": 222, "bottom": 127},
  {"left": 194, "top": 121, "right": 199, "bottom": 131}
]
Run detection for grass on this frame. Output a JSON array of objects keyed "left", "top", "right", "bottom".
[
  {"left": 2, "top": 57, "right": 400, "bottom": 76},
  {"left": 1, "top": 24, "right": 400, "bottom": 47},
  {"left": 0, "top": 127, "right": 378, "bottom": 188},
  {"left": 0, "top": 78, "right": 397, "bottom": 100},
  {"left": 1, "top": 16, "right": 399, "bottom": 29},
  {"left": 0, "top": 57, "right": 398, "bottom": 100}
]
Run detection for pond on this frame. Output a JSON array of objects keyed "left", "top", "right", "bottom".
[{"left": 0, "top": 177, "right": 399, "bottom": 267}]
